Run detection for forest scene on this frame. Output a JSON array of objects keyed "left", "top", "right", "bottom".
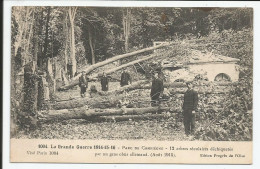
[{"left": 10, "top": 7, "right": 253, "bottom": 141}]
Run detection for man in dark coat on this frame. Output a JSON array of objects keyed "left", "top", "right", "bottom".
[
  {"left": 100, "top": 72, "right": 109, "bottom": 91},
  {"left": 79, "top": 72, "right": 88, "bottom": 97},
  {"left": 150, "top": 72, "right": 164, "bottom": 107},
  {"left": 182, "top": 81, "right": 198, "bottom": 136},
  {"left": 120, "top": 69, "right": 131, "bottom": 87}
]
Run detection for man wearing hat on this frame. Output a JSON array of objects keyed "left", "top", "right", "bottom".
[
  {"left": 100, "top": 72, "right": 109, "bottom": 91},
  {"left": 182, "top": 81, "right": 198, "bottom": 136},
  {"left": 79, "top": 71, "right": 88, "bottom": 97},
  {"left": 120, "top": 68, "right": 132, "bottom": 87},
  {"left": 150, "top": 71, "right": 164, "bottom": 107}
]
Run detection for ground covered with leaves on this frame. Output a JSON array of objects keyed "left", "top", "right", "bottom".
[{"left": 15, "top": 117, "right": 199, "bottom": 141}]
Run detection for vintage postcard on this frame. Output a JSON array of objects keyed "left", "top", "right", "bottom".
[{"left": 9, "top": 5, "right": 253, "bottom": 164}]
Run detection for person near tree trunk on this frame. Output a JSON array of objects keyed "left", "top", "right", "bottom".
[
  {"left": 79, "top": 72, "right": 88, "bottom": 97},
  {"left": 100, "top": 72, "right": 109, "bottom": 91},
  {"left": 182, "top": 81, "right": 198, "bottom": 136},
  {"left": 120, "top": 69, "right": 131, "bottom": 87},
  {"left": 150, "top": 71, "right": 164, "bottom": 107}
]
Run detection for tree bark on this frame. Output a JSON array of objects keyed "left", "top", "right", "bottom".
[
  {"left": 43, "top": 7, "right": 51, "bottom": 66},
  {"left": 32, "top": 8, "right": 42, "bottom": 64},
  {"left": 25, "top": 9, "right": 34, "bottom": 56},
  {"left": 123, "top": 8, "right": 131, "bottom": 53},
  {"left": 89, "top": 52, "right": 159, "bottom": 79},
  {"left": 13, "top": 7, "right": 30, "bottom": 57},
  {"left": 51, "top": 95, "right": 124, "bottom": 110},
  {"left": 63, "top": 12, "right": 69, "bottom": 73},
  {"left": 68, "top": 7, "right": 78, "bottom": 77},
  {"left": 98, "top": 113, "right": 174, "bottom": 122},
  {"left": 23, "top": 62, "right": 38, "bottom": 114},
  {"left": 38, "top": 107, "right": 171, "bottom": 122},
  {"left": 98, "top": 80, "right": 148, "bottom": 96},
  {"left": 98, "top": 81, "right": 234, "bottom": 96},
  {"left": 37, "top": 8, "right": 44, "bottom": 68},
  {"left": 88, "top": 28, "right": 95, "bottom": 64},
  {"left": 58, "top": 43, "right": 170, "bottom": 91}
]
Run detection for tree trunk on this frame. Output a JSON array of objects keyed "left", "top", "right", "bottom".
[
  {"left": 37, "top": 8, "right": 44, "bottom": 68},
  {"left": 98, "top": 113, "right": 174, "bottom": 122},
  {"left": 70, "top": 21, "right": 76, "bottom": 76},
  {"left": 46, "top": 58, "right": 56, "bottom": 99},
  {"left": 63, "top": 12, "right": 69, "bottom": 73},
  {"left": 98, "top": 81, "right": 233, "bottom": 96},
  {"left": 38, "top": 107, "right": 171, "bottom": 122},
  {"left": 32, "top": 9, "right": 39, "bottom": 63},
  {"left": 88, "top": 28, "right": 95, "bottom": 64},
  {"left": 98, "top": 80, "right": 148, "bottom": 96},
  {"left": 23, "top": 62, "right": 38, "bottom": 114},
  {"left": 25, "top": 9, "right": 34, "bottom": 56},
  {"left": 58, "top": 43, "right": 170, "bottom": 91},
  {"left": 42, "top": 7, "right": 51, "bottom": 69},
  {"left": 89, "top": 52, "right": 159, "bottom": 79},
  {"left": 68, "top": 7, "right": 77, "bottom": 77},
  {"left": 123, "top": 8, "right": 131, "bottom": 53},
  {"left": 51, "top": 94, "right": 124, "bottom": 110},
  {"left": 13, "top": 7, "right": 28, "bottom": 57}
]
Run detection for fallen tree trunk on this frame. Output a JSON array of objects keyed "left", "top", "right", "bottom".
[
  {"left": 89, "top": 53, "right": 160, "bottom": 79},
  {"left": 52, "top": 82, "right": 231, "bottom": 110},
  {"left": 137, "top": 81, "right": 236, "bottom": 89},
  {"left": 98, "top": 80, "right": 149, "bottom": 96},
  {"left": 51, "top": 95, "right": 123, "bottom": 110},
  {"left": 38, "top": 107, "right": 171, "bottom": 122},
  {"left": 98, "top": 81, "right": 233, "bottom": 96},
  {"left": 97, "top": 113, "right": 175, "bottom": 122},
  {"left": 58, "top": 44, "right": 169, "bottom": 91},
  {"left": 51, "top": 90, "right": 228, "bottom": 111}
]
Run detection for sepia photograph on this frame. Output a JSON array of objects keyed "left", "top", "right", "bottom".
[{"left": 8, "top": 5, "right": 254, "bottom": 164}]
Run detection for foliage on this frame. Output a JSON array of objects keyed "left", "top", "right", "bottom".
[{"left": 192, "top": 29, "right": 253, "bottom": 141}]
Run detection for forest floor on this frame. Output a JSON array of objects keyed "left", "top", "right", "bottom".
[{"left": 16, "top": 118, "right": 197, "bottom": 141}]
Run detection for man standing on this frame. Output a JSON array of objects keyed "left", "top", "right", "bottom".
[
  {"left": 120, "top": 69, "right": 131, "bottom": 87},
  {"left": 79, "top": 72, "right": 88, "bottom": 97},
  {"left": 150, "top": 71, "right": 164, "bottom": 107},
  {"left": 100, "top": 72, "right": 109, "bottom": 91},
  {"left": 182, "top": 81, "right": 198, "bottom": 136}
]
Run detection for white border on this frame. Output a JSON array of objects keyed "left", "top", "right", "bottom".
[{"left": 3, "top": 1, "right": 260, "bottom": 169}]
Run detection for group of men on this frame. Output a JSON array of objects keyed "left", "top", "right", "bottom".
[
  {"left": 78, "top": 69, "right": 132, "bottom": 97},
  {"left": 79, "top": 70, "right": 198, "bottom": 136}
]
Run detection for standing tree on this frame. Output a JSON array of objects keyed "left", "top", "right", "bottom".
[
  {"left": 123, "top": 8, "right": 131, "bottom": 52},
  {"left": 63, "top": 11, "right": 69, "bottom": 73},
  {"left": 42, "top": 7, "right": 51, "bottom": 69},
  {"left": 68, "top": 7, "right": 78, "bottom": 77},
  {"left": 88, "top": 24, "right": 96, "bottom": 64}
]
